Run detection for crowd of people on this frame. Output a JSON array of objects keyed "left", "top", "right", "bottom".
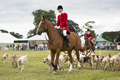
[
  {"left": 0, "top": 42, "right": 49, "bottom": 51},
  {"left": 95, "top": 42, "right": 120, "bottom": 50}
]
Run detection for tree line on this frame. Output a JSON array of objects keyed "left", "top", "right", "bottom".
[
  {"left": 0, "top": 29, "right": 23, "bottom": 38},
  {"left": 102, "top": 31, "right": 120, "bottom": 42}
]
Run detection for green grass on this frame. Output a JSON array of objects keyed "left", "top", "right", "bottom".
[{"left": 0, "top": 50, "right": 120, "bottom": 80}]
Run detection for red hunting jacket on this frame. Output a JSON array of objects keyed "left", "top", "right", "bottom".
[
  {"left": 56, "top": 12, "right": 70, "bottom": 33},
  {"left": 86, "top": 32, "right": 92, "bottom": 40}
]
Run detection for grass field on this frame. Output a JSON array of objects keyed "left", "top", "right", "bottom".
[{"left": 0, "top": 50, "right": 120, "bottom": 80}]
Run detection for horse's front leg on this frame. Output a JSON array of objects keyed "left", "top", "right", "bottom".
[
  {"left": 68, "top": 50, "right": 73, "bottom": 72},
  {"left": 50, "top": 51, "right": 55, "bottom": 70},
  {"left": 52, "top": 49, "right": 60, "bottom": 75}
]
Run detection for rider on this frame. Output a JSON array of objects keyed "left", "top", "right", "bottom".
[
  {"left": 55, "top": 5, "right": 71, "bottom": 48},
  {"left": 86, "top": 29, "right": 93, "bottom": 41}
]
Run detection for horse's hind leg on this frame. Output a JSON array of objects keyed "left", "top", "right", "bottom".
[
  {"left": 76, "top": 50, "right": 81, "bottom": 69},
  {"left": 68, "top": 50, "right": 73, "bottom": 72}
]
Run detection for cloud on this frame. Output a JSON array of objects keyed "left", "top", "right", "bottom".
[{"left": 0, "top": 0, "right": 120, "bottom": 38}]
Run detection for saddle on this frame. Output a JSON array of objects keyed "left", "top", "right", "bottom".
[
  {"left": 57, "top": 28, "right": 70, "bottom": 40},
  {"left": 89, "top": 40, "right": 94, "bottom": 47},
  {"left": 57, "top": 29, "right": 70, "bottom": 50}
]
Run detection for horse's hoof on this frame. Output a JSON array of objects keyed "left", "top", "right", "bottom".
[
  {"left": 52, "top": 73, "right": 56, "bottom": 75},
  {"left": 52, "top": 71, "right": 56, "bottom": 75}
]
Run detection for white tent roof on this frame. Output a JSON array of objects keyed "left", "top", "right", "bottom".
[
  {"left": 28, "top": 33, "right": 48, "bottom": 41},
  {"left": 0, "top": 32, "right": 17, "bottom": 43}
]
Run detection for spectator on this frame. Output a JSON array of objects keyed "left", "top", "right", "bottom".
[
  {"left": 106, "top": 42, "right": 110, "bottom": 50},
  {"left": 97, "top": 43, "right": 100, "bottom": 50},
  {"left": 10, "top": 44, "right": 12, "bottom": 50},
  {"left": 17, "top": 44, "right": 20, "bottom": 50},
  {"left": 35, "top": 43, "right": 38, "bottom": 51},
  {"left": 15, "top": 44, "right": 17, "bottom": 50},
  {"left": 13, "top": 44, "right": 15, "bottom": 50}
]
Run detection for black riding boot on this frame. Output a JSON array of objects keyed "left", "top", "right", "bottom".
[{"left": 65, "top": 36, "right": 71, "bottom": 48}]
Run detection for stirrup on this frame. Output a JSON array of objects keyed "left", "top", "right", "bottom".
[{"left": 67, "top": 43, "right": 71, "bottom": 48}]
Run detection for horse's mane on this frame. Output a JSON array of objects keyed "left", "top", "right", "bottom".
[{"left": 45, "top": 19, "right": 55, "bottom": 29}]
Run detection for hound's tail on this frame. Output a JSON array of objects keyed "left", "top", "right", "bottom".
[
  {"left": 99, "top": 50, "right": 102, "bottom": 56},
  {"left": 26, "top": 52, "right": 30, "bottom": 56}
]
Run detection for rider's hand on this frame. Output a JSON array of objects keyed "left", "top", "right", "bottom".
[
  {"left": 88, "top": 37, "right": 91, "bottom": 40},
  {"left": 55, "top": 26, "right": 57, "bottom": 29}
]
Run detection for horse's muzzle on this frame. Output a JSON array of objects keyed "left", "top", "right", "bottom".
[{"left": 37, "top": 31, "right": 42, "bottom": 35}]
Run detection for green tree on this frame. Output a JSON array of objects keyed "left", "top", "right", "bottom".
[
  {"left": 27, "top": 28, "right": 37, "bottom": 38},
  {"left": 105, "top": 36, "right": 111, "bottom": 42},
  {"left": 67, "top": 20, "right": 80, "bottom": 34},
  {"left": 32, "top": 9, "right": 56, "bottom": 27},
  {"left": 81, "top": 21, "right": 96, "bottom": 38},
  {"left": 0, "top": 29, "right": 9, "bottom": 33},
  {"left": 10, "top": 32, "right": 23, "bottom": 39},
  {"left": 102, "top": 31, "right": 120, "bottom": 42},
  {"left": 27, "top": 9, "right": 56, "bottom": 38}
]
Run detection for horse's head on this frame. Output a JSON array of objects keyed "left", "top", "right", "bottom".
[
  {"left": 36, "top": 16, "right": 48, "bottom": 35},
  {"left": 84, "top": 35, "right": 89, "bottom": 46},
  {"left": 84, "top": 35, "right": 88, "bottom": 40}
]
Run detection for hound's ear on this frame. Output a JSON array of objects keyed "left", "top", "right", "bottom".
[{"left": 41, "top": 16, "right": 45, "bottom": 20}]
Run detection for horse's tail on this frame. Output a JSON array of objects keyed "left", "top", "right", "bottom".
[{"left": 79, "top": 46, "right": 86, "bottom": 52}]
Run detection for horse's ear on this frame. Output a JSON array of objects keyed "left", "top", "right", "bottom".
[{"left": 41, "top": 16, "right": 45, "bottom": 21}]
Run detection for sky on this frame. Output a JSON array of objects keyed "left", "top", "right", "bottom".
[{"left": 0, "top": 0, "right": 120, "bottom": 38}]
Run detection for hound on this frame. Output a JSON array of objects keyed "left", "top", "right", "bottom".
[
  {"left": 102, "top": 54, "right": 111, "bottom": 71},
  {"left": 73, "top": 53, "right": 87, "bottom": 68},
  {"left": 43, "top": 55, "right": 53, "bottom": 72},
  {"left": 59, "top": 54, "right": 69, "bottom": 70},
  {"left": 87, "top": 51, "right": 101, "bottom": 69},
  {"left": 110, "top": 53, "right": 120, "bottom": 71},
  {"left": 2, "top": 53, "right": 10, "bottom": 64},
  {"left": 12, "top": 55, "right": 17, "bottom": 68},
  {"left": 17, "top": 53, "right": 29, "bottom": 71},
  {"left": 43, "top": 54, "right": 69, "bottom": 72}
]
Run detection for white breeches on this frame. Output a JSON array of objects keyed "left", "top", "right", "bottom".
[{"left": 63, "top": 30, "right": 67, "bottom": 36}]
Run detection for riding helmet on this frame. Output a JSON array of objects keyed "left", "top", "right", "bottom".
[
  {"left": 87, "top": 29, "right": 90, "bottom": 31},
  {"left": 57, "top": 5, "right": 63, "bottom": 10}
]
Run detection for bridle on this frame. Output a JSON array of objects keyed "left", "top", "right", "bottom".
[
  {"left": 37, "top": 19, "right": 58, "bottom": 45},
  {"left": 38, "top": 19, "right": 57, "bottom": 33}
]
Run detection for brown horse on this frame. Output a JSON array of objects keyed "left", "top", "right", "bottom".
[
  {"left": 84, "top": 35, "right": 95, "bottom": 53},
  {"left": 36, "top": 16, "right": 85, "bottom": 75}
]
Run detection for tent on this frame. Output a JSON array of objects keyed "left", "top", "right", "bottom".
[
  {"left": 28, "top": 33, "right": 48, "bottom": 45},
  {"left": 0, "top": 32, "right": 17, "bottom": 43},
  {"left": 0, "top": 32, "right": 17, "bottom": 47},
  {"left": 95, "top": 35, "right": 107, "bottom": 43},
  {"left": 96, "top": 35, "right": 113, "bottom": 44},
  {"left": 28, "top": 33, "right": 48, "bottom": 41}
]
